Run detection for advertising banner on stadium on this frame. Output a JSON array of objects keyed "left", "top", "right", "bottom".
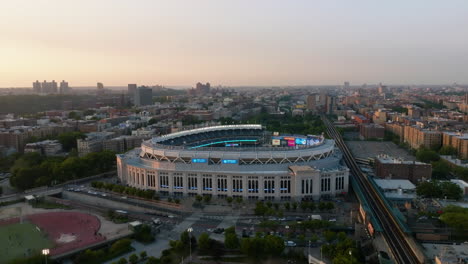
[{"left": 272, "top": 139, "right": 281, "bottom": 146}]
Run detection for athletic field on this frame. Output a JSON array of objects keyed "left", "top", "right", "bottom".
[{"left": 0, "top": 222, "right": 53, "bottom": 263}]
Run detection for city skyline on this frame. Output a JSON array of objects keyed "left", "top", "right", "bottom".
[{"left": 1, "top": 0, "right": 468, "bottom": 87}]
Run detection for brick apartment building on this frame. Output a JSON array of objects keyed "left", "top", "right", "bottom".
[
  {"left": 443, "top": 132, "right": 468, "bottom": 160},
  {"left": 385, "top": 122, "right": 405, "bottom": 142},
  {"left": 375, "top": 155, "right": 432, "bottom": 184},
  {"left": 360, "top": 123, "right": 385, "bottom": 140},
  {"left": 403, "top": 126, "right": 442, "bottom": 150}
]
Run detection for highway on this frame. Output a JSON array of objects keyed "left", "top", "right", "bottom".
[{"left": 322, "top": 116, "right": 422, "bottom": 264}]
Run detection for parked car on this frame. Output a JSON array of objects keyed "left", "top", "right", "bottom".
[{"left": 284, "top": 241, "right": 297, "bottom": 247}]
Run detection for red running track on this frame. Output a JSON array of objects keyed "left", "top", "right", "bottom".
[{"left": 27, "top": 211, "right": 106, "bottom": 255}]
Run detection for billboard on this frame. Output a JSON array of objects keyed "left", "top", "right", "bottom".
[
  {"left": 222, "top": 159, "right": 238, "bottom": 164},
  {"left": 192, "top": 158, "right": 207, "bottom": 163},
  {"left": 295, "top": 138, "right": 307, "bottom": 145},
  {"left": 287, "top": 140, "right": 295, "bottom": 147},
  {"left": 272, "top": 139, "right": 281, "bottom": 146}
]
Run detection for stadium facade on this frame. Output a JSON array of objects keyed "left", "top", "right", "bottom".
[{"left": 117, "top": 125, "right": 349, "bottom": 201}]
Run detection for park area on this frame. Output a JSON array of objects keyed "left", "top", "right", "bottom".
[
  {"left": 0, "top": 211, "right": 107, "bottom": 263},
  {"left": 0, "top": 222, "right": 53, "bottom": 263}
]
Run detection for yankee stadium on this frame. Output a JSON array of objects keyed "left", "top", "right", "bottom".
[{"left": 117, "top": 124, "right": 349, "bottom": 201}]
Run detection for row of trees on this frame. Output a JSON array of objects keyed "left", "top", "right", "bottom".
[
  {"left": 9, "top": 151, "right": 116, "bottom": 190},
  {"left": 0, "top": 95, "right": 94, "bottom": 114},
  {"left": 111, "top": 251, "right": 147, "bottom": 264},
  {"left": 91, "top": 181, "right": 157, "bottom": 200},
  {"left": 254, "top": 201, "right": 335, "bottom": 216},
  {"left": 74, "top": 238, "right": 133, "bottom": 264},
  {"left": 439, "top": 205, "right": 468, "bottom": 235},
  {"left": 240, "top": 234, "right": 285, "bottom": 258},
  {"left": 415, "top": 147, "right": 468, "bottom": 181},
  {"left": 416, "top": 180, "right": 463, "bottom": 200}
]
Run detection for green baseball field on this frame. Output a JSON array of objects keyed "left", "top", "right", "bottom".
[{"left": 0, "top": 222, "right": 53, "bottom": 263}]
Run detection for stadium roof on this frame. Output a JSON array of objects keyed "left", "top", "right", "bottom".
[{"left": 153, "top": 124, "right": 263, "bottom": 143}]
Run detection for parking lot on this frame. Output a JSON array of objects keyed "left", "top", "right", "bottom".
[{"left": 346, "top": 141, "right": 415, "bottom": 160}]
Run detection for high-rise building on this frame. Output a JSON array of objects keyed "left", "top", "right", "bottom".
[
  {"left": 134, "top": 86, "right": 153, "bottom": 106},
  {"left": 188, "top": 82, "right": 211, "bottom": 96},
  {"left": 128, "top": 84, "right": 137, "bottom": 96},
  {"left": 59, "top": 80, "right": 69, "bottom": 94},
  {"left": 306, "top": 94, "right": 318, "bottom": 110},
  {"left": 41, "top": 80, "right": 58, "bottom": 94},
  {"left": 344, "top": 81, "right": 350, "bottom": 89},
  {"left": 33, "top": 80, "right": 41, "bottom": 93},
  {"left": 326, "top": 95, "right": 336, "bottom": 115}
]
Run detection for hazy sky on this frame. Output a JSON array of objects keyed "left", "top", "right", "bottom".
[{"left": 1, "top": 0, "right": 468, "bottom": 87}]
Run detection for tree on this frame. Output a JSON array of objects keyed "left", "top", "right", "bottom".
[
  {"left": 439, "top": 205, "right": 468, "bottom": 232},
  {"left": 226, "top": 196, "right": 233, "bottom": 204},
  {"left": 134, "top": 225, "right": 154, "bottom": 243},
  {"left": 440, "top": 181, "right": 463, "bottom": 200},
  {"left": 140, "top": 251, "right": 147, "bottom": 259},
  {"left": 180, "top": 230, "right": 190, "bottom": 245},
  {"left": 417, "top": 181, "right": 441, "bottom": 198},
  {"left": 254, "top": 201, "right": 268, "bottom": 216},
  {"left": 198, "top": 233, "right": 211, "bottom": 253},
  {"left": 224, "top": 226, "right": 240, "bottom": 249},
  {"left": 110, "top": 239, "right": 132, "bottom": 255},
  {"left": 439, "top": 145, "right": 457, "bottom": 156},
  {"left": 195, "top": 195, "right": 203, "bottom": 202},
  {"left": 416, "top": 148, "right": 440, "bottom": 163},
  {"left": 203, "top": 195, "right": 211, "bottom": 203},
  {"left": 264, "top": 235, "right": 285, "bottom": 256},
  {"left": 324, "top": 230, "right": 337, "bottom": 242},
  {"left": 284, "top": 202, "right": 290, "bottom": 211},
  {"left": 326, "top": 202, "right": 335, "bottom": 211},
  {"left": 309, "top": 202, "right": 316, "bottom": 211},
  {"left": 146, "top": 257, "right": 159, "bottom": 264},
  {"left": 57, "top": 131, "right": 85, "bottom": 151},
  {"left": 432, "top": 161, "right": 450, "bottom": 179},
  {"left": 318, "top": 202, "right": 327, "bottom": 211},
  {"left": 300, "top": 201, "right": 309, "bottom": 211},
  {"left": 273, "top": 203, "right": 279, "bottom": 210},
  {"left": 117, "top": 258, "right": 128, "bottom": 264},
  {"left": 417, "top": 181, "right": 462, "bottom": 200},
  {"left": 128, "top": 254, "right": 138, "bottom": 264},
  {"left": 291, "top": 202, "right": 298, "bottom": 211}
]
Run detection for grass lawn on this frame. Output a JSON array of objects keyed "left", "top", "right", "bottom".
[{"left": 0, "top": 222, "right": 54, "bottom": 263}]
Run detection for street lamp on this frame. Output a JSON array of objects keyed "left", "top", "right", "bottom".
[
  {"left": 187, "top": 227, "right": 193, "bottom": 263},
  {"left": 349, "top": 250, "right": 353, "bottom": 262},
  {"left": 42, "top": 249, "right": 49, "bottom": 264}
]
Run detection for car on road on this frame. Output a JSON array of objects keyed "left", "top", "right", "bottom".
[
  {"left": 284, "top": 241, "right": 297, "bottom": 247},
  {"left": 213, "top": 228, "right": 225, "bottom": 234}
]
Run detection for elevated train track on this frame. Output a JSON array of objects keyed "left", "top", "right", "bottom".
[{"left": 322, "top": 116, "right": 423, "bottom": 264}]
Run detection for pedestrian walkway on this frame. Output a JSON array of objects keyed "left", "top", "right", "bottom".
[
  {"left": 104, "top": 212, "right": 203, "bottom": 263},
  {"left": 210, "top": 210, "right": 240, "bottom": 242}
]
